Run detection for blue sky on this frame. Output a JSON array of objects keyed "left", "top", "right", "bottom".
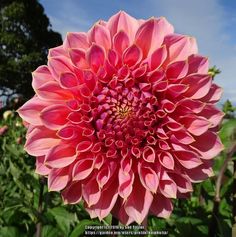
[{"left": 40, "top": 0, "right": 236, "bottom": 105}]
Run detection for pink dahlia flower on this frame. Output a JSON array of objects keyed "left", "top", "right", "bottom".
[{"left": 18, "top": 11, "right": 224, "bottom": 224}]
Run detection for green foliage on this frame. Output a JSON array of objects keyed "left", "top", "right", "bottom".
[
  {"left": 223, "top": 100, "right": 236, "bottom": 119},
  {"left": 0, "top": 112, "right": 103, "bottom": 236},
  {"left": 208, "top": 66, "right": 221, "bottom": 78},
  {"left": 0, "top": 0, "right": 62, "bottom": 104}
]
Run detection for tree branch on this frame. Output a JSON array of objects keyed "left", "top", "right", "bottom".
[{"left": 35, "top": 176, "right": 45, "bottom": 237}]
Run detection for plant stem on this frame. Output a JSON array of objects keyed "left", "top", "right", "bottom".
[
  {"left": 233, "top": 146, "right": 236, "bottom": 237},
  {"left": 209, "top": 143, "right": 236, "bottom": 237},
  {"left": 35, "top": 176, "right": 45, "bottom": 237}
]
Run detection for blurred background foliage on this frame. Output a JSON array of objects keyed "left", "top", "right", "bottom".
[
  {"left": 0, "top": 0, "right": 62, "bottom": 105},
  {"left": 0, "top": 0, "right": 235, "bottom": 237}
]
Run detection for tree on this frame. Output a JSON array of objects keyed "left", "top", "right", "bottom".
[{"left": 0, "top": 0, "right": 62, "bottom": 105}]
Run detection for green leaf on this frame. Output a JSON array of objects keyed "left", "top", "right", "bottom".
[
  {"left": 69, "top": 220, "right": 100, "bottom": 237},
  {"left": 202, "top": 179, "right": 215, "bottom": 197},
  {"left": 48, "top": 207, "right": 76, "bottom": 236},
  {"left": 42, "top": 225, "right": 60, "bottom": 237},
  {"left": 197, "top": 225, "right": 208, "bottom": 235},
  {"left": 219, "top": 119, "right": 236, "bottom": 149},
  {"left": 0, "top": 226, "right": 20, "bottom": 237}
]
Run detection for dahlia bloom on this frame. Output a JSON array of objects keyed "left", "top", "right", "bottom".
[{"left": 18, "top": 11, "right": 224, "bottom": 224}]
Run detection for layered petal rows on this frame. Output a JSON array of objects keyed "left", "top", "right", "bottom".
[{"left": 18, "top": 11, "right": 224, "bottom": 224}]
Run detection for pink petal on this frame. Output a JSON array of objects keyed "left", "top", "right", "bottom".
[
  {"left": 190, "top": 131, "right": 224, "bottom": 159},
  {"left": 35, "top": 156, "right": 51, "bottom": 175},
  {"left": 113, "top": 31, "right": 130, "bottom": 55},
  {"left": 161, "top": 99, "right": 176, "bottom": 113},
  {"left": 198, "top": 104, "right": 224, "bottom": 128},
  {"left": 82, "top": 177, "right": 101, "bottom": 206},
  {"left": 169, "top": 173, "right": 193, "bottom": 194},
  {"left": 48, "top": 56, "right": 74, "bottom": 80},
  {"left": 167, "top": 84, "right": 189, "bottom": 98},
  {"left": 188, "top": 54, "right": 209, "bottom": 74},
  {"left": 45, "top": 143, "right": 77, "bottom": 168},
  {"left": 48, "top": 45, "right": 67, "bottom": 57},
  {"left": 64, "top": 32, "right": 89, "bottom": 50},
  {"left": 40, "top": 104, "right": 70, "bottom": 129},
  {"left": 135, "top": 17, "right": 174, "bottom": 57},
  {"left": 201, "top": 83, "right": 223, "bottom": 103},
  {"left": 69, "top": 48, "right": 89, "bottom": 69},
  {"left": 177, "top": 98, "right": 205, "bottom": 114},
  {"left": 107, "top": 11, "right": 139, "bottom": 41},
  {"left": 180, "top": 115, "right": 210, "bottom": 136},
  {"left": 88, "top": 23, "right": 111, "bottom": 51},
  {"left": 121, "top": 156, "right": 133, "bottom": 173},
  {"left": 142, "top": 146, "right": 156, "bottom": 162},
  {"left": 76, "top": 140, "right": 93, "bottom": 152},
  {"left": 86, "top": 44, "right": 105, "bottom": 73},
  {"left": 87, "top": 180, "right": 119, "bottom": 220},
  {"left": 184, "top": 160, "right": 214, "bottom": 183},
  {"left": 17, "top": 96, "right": 50, "bottom": 125},
  {"left": 37, "top": 81, "right": 73, "bottom": 101},
  {"left": 108, "top": 49, "right": 119, "bottom": 67},
  {"left": 111, "top": 198, "right": 134, "bottom": 225},
  {"left": 83, "top": 70, "right": 97, "bottom": 92},
  {"left": 148, "top": 46, "right": 167, "bottom": 71},
  {"left": 25, "top": 127, "right": 60, "bottom": 156},
  {"left": 166, "top": 60, "right": 188, "bottom": 79},
  {"left": 182, "top": 74, "right": 212, "bottom": 99},
  {"left": 164, "top": 34, "right": 198, "bottom": 62},
  {"left": 150, "top": 194, "right": 173, "bottom": 218},
  {"left": 173, "top": 150, "right": 202, "bottom": 169},
  {"left": 171, "top": 129, "right": 195, "bottom": 145},
  {"left": 48, "top": 167, "right": 70, "bottom": 191},
  {"left": 97, "top": 166, "right": 111, "bottom": 188},
  {"left": 159, "top": 171, "right": 177, "bottom": 198},
  {"left": 72, "top": 158, "right": 94, "bottom": 181},
  {"left": 62, "top": 181, "right": 82, "bottom": 204},
  {"left": 59, "top": 72, "right": 79, "bottom": 88},
  {"left": 125, "top": 178, "right": 153, "bottom": 224},
  {"left": 57, "top": 125, "right": 81, "bottom": 140},
  {"left": 118, "top": 169, "right": 134, "bottom": 199},
  {"left": 138, "top": 164, "right": 159, "bottom": 193},
  {"left": 158, "top": 152, "right": 175, "bottom": 170},
  {"left": 32, "top": 66, "right": 54, "bottom": 91},
  {"left": 123, "top": 44, "right": 142, "bottom": 67}
]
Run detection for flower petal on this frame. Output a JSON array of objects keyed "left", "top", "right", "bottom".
[
  {"left": 89, "top": 23, "right": 111, "bottom": 51},
  {"left": 40, "top": 104, "right": 70, "bottom": 129},
  {"left": 150, "top": 194, "right": 173, "bottom": 218},
  {"left": 86, "top": 44, "right": 105, "bottom": 73},
  {"left": 108, "top": 11, "right": 139, "bottom": 41},
  {"left": 125, "top": 178, "right": 153, "bottom": 224},
  {"left": 72, "top": 158, "right": 94, "bottom": 181},
  {"left": 62, "top": 181, "right": 82, "bottom": 204},
  {"left": 48, "top": 167, "right": 70, "bottom": 191},
  {"left": 17, "top": 97, "right": 50, "bottom": 125},
  {"left": 173, "top": 150, "right": 202, "bottom": 169},
  {"left": 64, "top": 32, "right": 89, "bottom": 50},
  {"left": 25, "top": 127, "right": 60, "bottom": 156},
  {"left": 190, "top": 131, "right": 224, "bottom": 159},
  {"left": 35, "top": 156, "right": 51, "bottom": 175},
  {"left": 45, "top": 143, "right": 77, "bottom": 168},
  {"left": 135, "top": 17, "right": 174, "bottom": 57}
]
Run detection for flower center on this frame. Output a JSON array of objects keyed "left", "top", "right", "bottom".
[{"left": 92, "top": 77, "right": 159, "bottom": 153}]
